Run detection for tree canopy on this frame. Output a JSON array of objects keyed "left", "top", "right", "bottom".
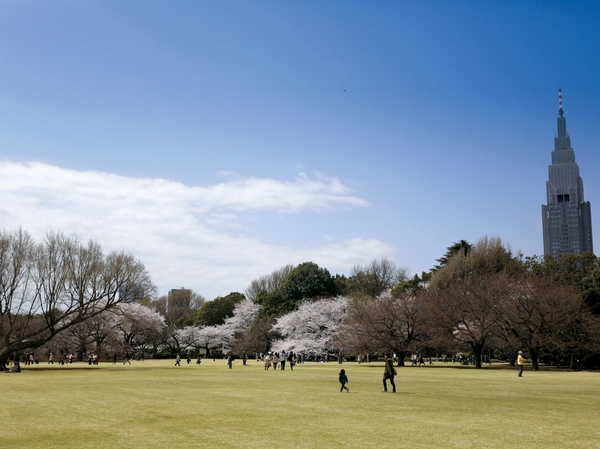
[
  {"left": 254, "top": 262, "right": 338, "bottom": 317},
  {"left": 0, "top": 229, "right": 155, "bottom": 370},
  {"left": 347, "top": 258, "right": 409, "bottom": 299},
  {"left": 9, "top": 229, "right": 599, "bottom": 370},
  {"left": 192, "top": 292, "right": 245, "bottom": 326}
]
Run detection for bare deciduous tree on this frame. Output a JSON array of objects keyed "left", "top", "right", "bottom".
[
  {"left": 424, "top": 273, "right": 503, "bottom": 369},
  {"left": 244, "top": 264, "right": 294, "bottom": 301},
  {"left": 150, "top": 288, "right": 205, "bottom": 327},
  {"left": 0, "top": 229, "right": 155, "bottom": 369},
  {"left": 348, "top": 258, "right": 409, "bottom": 299},
  {"left": 340, "top": 291, "right": 423, "bottom": 366},
  {"left": 430, "top": 236, "right": 513, "bottom": 289},
  {"left": 495, "top": 273, "right": 599, "bottom": 370}
]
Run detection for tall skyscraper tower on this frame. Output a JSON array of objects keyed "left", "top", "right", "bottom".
[{"left": 542, "top": 90, "right": 593, "bottom": 257}]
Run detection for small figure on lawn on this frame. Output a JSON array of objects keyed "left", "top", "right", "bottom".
[
  {"left": 383, "top": 353, "right": 397, "bottom": 393},
  {"left": 517, "top": 351, "right": 526, "bottom": 377},
  {"left": 339, "top": 369, "right": 349, "bottom": 392}
]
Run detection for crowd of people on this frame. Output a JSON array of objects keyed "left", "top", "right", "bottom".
[
  {"left": 19, "top": 351, "right": 75, "bottom": 365},
  {"left": 5, "top": 348, "right": 529, "bottom": 383},
  {"left": 261, "top": 350, "right": 299, "bottom": 370}
]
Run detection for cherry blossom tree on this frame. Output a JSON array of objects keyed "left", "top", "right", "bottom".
[
  {"left": 174, "top": 325, "right": 201, "bottom": 349},
  {"left": 174, "top": 324, "right": 226, "bottom": 356},
  {"left": 269, "top": 296, "right": 348, "bottom": 356},
  {"left": 45, "top": 313, "right": 117, "bottom": 361},
  {"left": 108, "top": 302, "right": 166, "bottom": 352},
  {"left": 41, "top": 301, "right": 166, "bottom": 359},
  {"left": 221, "top": 300, "right": 261, "bottom": 333},
  {"left": 231, "top": 316, "right": 276, "bottom": 355},
  {"left": 175, "top": 300, "right": 261, "bottom": 356}
]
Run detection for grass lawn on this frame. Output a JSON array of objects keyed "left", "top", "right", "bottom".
[{"left": 1, "top": 359, "right": 599, "bottom": 448}]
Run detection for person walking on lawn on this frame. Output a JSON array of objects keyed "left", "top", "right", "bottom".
[
  {"left": 383, "top": 353, "right": 397, "bottom": 393},
  {"left": 517, "top": 351, "right": 526, "bottom": 377},
  {"left": 339, "top": 369, "right": 349, "bottom": 392}
]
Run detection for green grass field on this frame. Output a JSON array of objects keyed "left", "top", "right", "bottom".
[{"left": 1, "top": 359, "right": 599, "bottom": 448}]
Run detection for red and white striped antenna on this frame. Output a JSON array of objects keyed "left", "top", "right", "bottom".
[{"left": 558, "top": 89, "right": 563, "bottom": 116}]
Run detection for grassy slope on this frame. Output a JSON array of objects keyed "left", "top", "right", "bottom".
[{"left": 1, "top": 360, "right": 599, "bottom": 449}]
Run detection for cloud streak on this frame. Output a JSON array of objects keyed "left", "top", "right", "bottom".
[{"left": 0, "top": 161, "right": 393, "bottom": 298}]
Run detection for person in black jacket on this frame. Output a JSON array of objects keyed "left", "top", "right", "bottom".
[{"left": 339, "top": 369, "right": 349, "bottom": 392}]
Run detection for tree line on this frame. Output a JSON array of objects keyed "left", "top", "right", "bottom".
[{"left": 2, "top": 229, "right": 600, "bottom": 370}]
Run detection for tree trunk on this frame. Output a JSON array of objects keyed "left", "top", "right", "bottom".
[
  {"left": 395, "top": 351, "right": 406, "bottom": 367},
  {"left": 530, "top": 348, "right": 539, "bottom": 370},
  {"left": 471, "top": 343, "right": 483, "bottom": 369}
]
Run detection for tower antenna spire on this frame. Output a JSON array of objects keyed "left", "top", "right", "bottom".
[{"left": 558, "top": 88, "right": 564, "bottom": 117}]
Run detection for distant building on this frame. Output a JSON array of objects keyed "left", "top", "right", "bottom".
[
  {"left": 167, "top": 287, "right": 191, "bottom": 311},
  {"left": 542, "top": 90, "right": 593, "bottom": 257},
  {"left": 168, "top": 288, "right": 191, "bottom": 298}
]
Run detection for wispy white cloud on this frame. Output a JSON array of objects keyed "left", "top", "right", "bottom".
[
  {"left": 198, "top": 171, "right": 369, "bottom": 213},
  {"left": 0, "top": 161, "right": 393, "bottom": 298}
]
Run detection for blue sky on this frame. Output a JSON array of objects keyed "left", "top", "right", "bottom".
[{"left": 1, "top": 1, "right": 600, "bottom": 299}]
